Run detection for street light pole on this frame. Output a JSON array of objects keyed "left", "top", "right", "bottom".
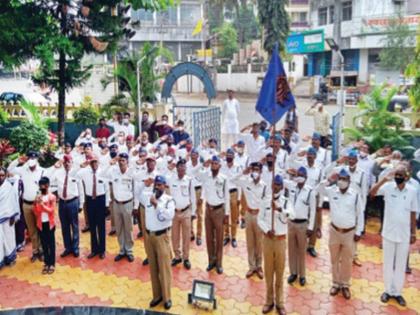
[
  {"left": 136, "top": 56, "right": 145, "bottom": 135},
  {"left": 338, "top": 51, "right": 345, "bottom": 150}
]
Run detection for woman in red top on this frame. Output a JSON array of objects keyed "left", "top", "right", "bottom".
[{"left": 33, "top": 177, "right": 56, "bottom": 274}]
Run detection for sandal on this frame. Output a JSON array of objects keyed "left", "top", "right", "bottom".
[
  {"left": 47, "top": 266, "right": 55, "bottom": 274},
  {"left": 42, "top": 265, "right": 49, "bottom": 274}
]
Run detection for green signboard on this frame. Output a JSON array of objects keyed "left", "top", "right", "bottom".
[{"left": 287, "top": 30, "right": 325, "bottom": 54}]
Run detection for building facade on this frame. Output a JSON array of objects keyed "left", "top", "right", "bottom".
[
  {"left": 129, "top": 0, "right": 205, "bottom": 62},
  {"left": 307, "top": 0, "right": 419, "bottom": 83}
]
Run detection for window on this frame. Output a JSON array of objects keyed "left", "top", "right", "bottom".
[
  {"left": 318, "top": 7, "right": 327, "bottom": 26},
  {"left": 299, "top": 12, "right": 307, "bottom": 22},
  {"left": 329, "top": 6, "right": 334, "bottom": 24},
  {"left": 156, "top": 7, "right": 177, "bottom": 25},
  {"left": 342, "top": 1, "right": 352, "bottom": 21},
  {"left": 132, "top": 9, "right": 153, "bottom": 24},
  {"left": 180, "top": 4, "right": 201, "bottom": 26}
]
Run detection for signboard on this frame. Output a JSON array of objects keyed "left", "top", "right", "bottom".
[
  {"left": 361, "top": 15, "right": 420, "bottom": 34},
  {"left": 287, "top": 30, "right": 325, "bottom": 54}
]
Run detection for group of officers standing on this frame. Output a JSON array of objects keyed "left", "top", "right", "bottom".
[{"left": 0, "top": 107, "right": 418, "bottom": 315}]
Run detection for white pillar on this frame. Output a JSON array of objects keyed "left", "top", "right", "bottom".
[{"left": 358, "top": 49, "right": 369, "bottom": 84}]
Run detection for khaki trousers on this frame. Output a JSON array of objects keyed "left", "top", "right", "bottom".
[
  {"left": 239, "top": 193, "right": 248, "bottom": 217},
  {"left": 145, "top": 231, "right": 172, "bottom": 302},
  {"left": 191, "top": 188, "right": 203, "bottom": 239},
  {"left": 288, "top": 221, "right": 308, "bottom": 277},
  {"left": 205, "top": 205, "right": 225, "bottom": 267},
  {"left": 308, "top": 208, "right": 322, "bottom": 248},
  {"left": 113, "top": 201, "right": 134, "bottom": 255},
  {"left": 245, "top": 211, "right": 263, "bottom": 271},
  {"left": 109, "top": 194, "right": 115, "bottom": 231},
  {"left": 263, "top": 235, "right": 286, "bottom": 307},
  {"left": 172, "top": 207, "right": 191, "bottom": 260},
  {"left": 23, "top": 202, "right": 41, "bottom": 254},
  {"left": 329, "top": 225, "right": 355, "bottom": 288},
  {"left": 224, "top": 190, "right": 239, "bottom": 239}
]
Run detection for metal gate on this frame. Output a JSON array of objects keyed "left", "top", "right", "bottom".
[{"left": 172, "top": 105, "right": 221, "bottom": 149}]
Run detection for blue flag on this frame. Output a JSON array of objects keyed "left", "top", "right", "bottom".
[{"left": 256, "top": 44, "right": 296, "bottom": 125}]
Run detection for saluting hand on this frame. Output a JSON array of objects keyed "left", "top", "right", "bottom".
[
  {"left": 267, "top": 230, "right": 275, "bottom": 238},
  {"left": 354, "top": 235, "right": 361, "bottom": 242},
  {"left": 150, "top": 195, "right": 158, "bottom": 207}
]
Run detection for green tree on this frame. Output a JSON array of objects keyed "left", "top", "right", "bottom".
[
  {"left": 379, "top": 15, "right": 416, "bottom": 73},
  {"left": 233, "top": 6, "right": 260, "bottom": 48},
  {"left": 0, "top": 0, "right": 174, "bottom": 145},
  {"left": 257, "top": 0, "right": 290, "bottom": 54},
  {"left": 10, "top": 121, "right": 49, "bottom": 154},
  {"left": 405, "top": 24, "right": 420, "bottom": 112},
  {"left": 344, "top": 85, "right": 414, "bottom": 153},
  {"left": 73, "top": 96, "right": 100, "bottom": 125},
  {"left": 215, "top": 23, "right": 239, "bottom": 59}
]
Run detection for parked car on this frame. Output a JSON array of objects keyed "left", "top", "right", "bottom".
[{"left": 0, "top": 91, "right": 50, "bottom": 105}]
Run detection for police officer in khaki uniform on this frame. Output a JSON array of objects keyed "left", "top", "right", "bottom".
[
  {"left": 258, "top": 174, "right": 287, "bottom": 315},
  {"left": 141, "top": 175, "right": 175, "bottom": 310}
]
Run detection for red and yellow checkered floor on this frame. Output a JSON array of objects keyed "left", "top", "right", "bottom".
[{"left": 0, "top": 212, "right": 419, "bottom": 315}]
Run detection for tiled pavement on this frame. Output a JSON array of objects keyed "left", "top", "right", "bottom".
[{"left": 0, "top": 211, "right": 419, "bottom": 315}]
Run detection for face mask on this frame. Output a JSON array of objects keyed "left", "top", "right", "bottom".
[
  {"left": 40, "top": 188, "right": 48, "bottom": 194},
  {"left": 178, "top": 127, "right": 184, "bottom": 132},
  {"left": 86, "top": 135, "right": 92, "bottom": 140},
  {"left": 28, "top": 159, "right": 37, "bottom": 167},
  {"left": 118, "top": 136, "right": 125, "bottom": 143},
  {"left": 236, "top": 148, "right": 244, "bottom": 154},
  {"left": 349, "top": 165, "right": 356, "bottom": 171},
  {"left": 226, "top": 157, "right": 233, "bottom": 163},
  {"left": 294, "top": 176, "right": 305, "bottom": 184},
  {"left": 394, "top": 176, "right": 405, "bottom": 185},
  {"left": 99, "top": 143, "right": 107, "bottom": 149},
  {"left": 359, "top": 152, "right": 368, "bottom": 158},
  {"left": 251, "top": 172, "right": 260, "bottom": 180},
  {"left": 110, "top": 151, "right": 117, "bottom": 159},
  {"left": 141, "top": 140, "right": 148, "bottom": 145},
  {"left": 267, "top": 161, "right": 274, "bottom": 168},
  {"left": 337, "top": 180, "right": 349, "bottom": 190},
  {"left": 162, "top": 120, "right": 167, "bottom": 125},
  {"left": 123, "top": 118, "right": 129, "bottom": 124},
  {"left": 391, "top": 159, "right": 400, "bottom": 167}
]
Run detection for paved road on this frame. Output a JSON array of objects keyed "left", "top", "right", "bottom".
[{"left": 173, "top": 92, "right": 340, "bottom": 138}]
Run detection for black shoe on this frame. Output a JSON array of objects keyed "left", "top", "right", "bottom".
[
  {"left": 183, "top": 259, "right": 191, "bottom": 270},
  {"left": 137, "top": 231, "right": 143, "bottom": 238},
  {"left": 30, "top": 254, "right": 38, "bottom": 263},
  {"left": 81, "top": 226, "right": 90, "bottom": 233},
  {"left": 99, "top": 253, "right": 106, "bottom": 259},
  {"left": 231, "top": 238, "right": 238, "bottom": 248},
  {"left": 87, "top": 252, "right": 97, "bottom": 259},
  {"left": 114, "top": 254, "right": 125, "bottom": 262},
  {"left": 307, "top": 247, "right": 317, "bottom": 258},
  {"left": 394, "top": 295, "right": 406, "bottom": 307},
  {"left": 127, "top": 255, "right": 134, "bottom": 263},
  {"left": 240, "top": 218, "right": 246, "bottom": 229},
  {"left": 223, "top": 237, "right": 230, "bottom": 246},
  {"left": 380, "top": 292, "right": 391, "bottom": 303},
  {"left": 287, "top": 274, "right": 297, "bottom": 284},
  {"left": 38, "top": 254, "right": 44, "bottom": 262},
  {"left": 149, "top": 297, "right": 162, "bottom": 308},
  {"left": 60, "top": 250, "right": 72, "bottom": 258},
  {"left": 206, "top": 263, "right": 216, "bottom": 272},
  {"left": 142, "top": 258, "right": 149, "bottom": 266},
  {"left": 196, "top": 238, "right": 202, "bottom": 246},
  {"left": 108, "top": 230, "right": 116, "bottom": 236},
  {"left": 216, "top": 266, "right": 223, "bottom": 274},
  {"left": 171, "top": 258, "right": 182, "bottom": 266},
  {"left": 164, "top": 300, "right": 172, "bottom": 310},
  {"left": 73, "top": 251, "right": 80, "bottom": 258},
  {"left": 299, "top": 277, "right": 306, "bottom": 286}
]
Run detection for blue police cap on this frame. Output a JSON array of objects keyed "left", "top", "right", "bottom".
[
  {"left": 118, "top": 153, "right": 129, "bottom": 160},
  {"left": 339, "top": 168, "right": 350, "bottom": 177},
  {"left": 26, "top": 150, "right": 39, "bottom": 158},
  {"left": 226, "top": 148, "right": 235, "bottom": 155},
  {"left": 154, "top": 175, "right": 166, "bottom": 185},
  {"left": 297, "top": 166, "right": 308, "bottom": 177},
  {"left": 307, "top": 147, "right": 317, "bottom": 156},
  {"left": 109, "top": 143, "right": 118, "bottom": 149},
  {"left": 312, "top": 132, "right": 321, "bottom": 140},
  {"left": 84, "top": 143, "right": 93, "bottom": 148},
  {"left": 347, "top": 149, "right": 358, "bottom": 158},
  {"left": 211, "top": 155, "right": 221, "bottom": 163},
  {"left": 274, "top": 174, "right": 283, "bottom": 185},
  {"left": 191, "top": 148, "right": 199, "bottom": 155},
  {"left": 237, "top": 140, "right": 245, "bottom": 146}
]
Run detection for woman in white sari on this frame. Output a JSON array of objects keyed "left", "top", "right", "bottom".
[{"left": 0, "top": 167, "right": 20, "bottom": 268}]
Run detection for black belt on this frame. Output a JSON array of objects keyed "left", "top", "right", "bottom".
[
  {"left": 146, "top": 227, "right": 170, "bottom": 236},
  {"left": 60, "top": 197, "right": 78, "bottom": 203},
  {"left": 229, "top": 188, "right": 238, "bottom": 193},
  {"left": 176, "top": 205, "right": 190, "bottom": 212},
  {"left": 86, "top": 194, "right": 105, "bottom": 199},
  {"left": 194, "top": 186, "right": 202, "bottom": 191},
  {"left": 115, "top": 198, "right": 133, "bottom": 205},
  {"left": 290, "top": 219, "right": 308, "bottom": 224},
  {"left": 206, "top": 203, "right": 224, "bottom": 211},
  {"left": 23, "top": 199, "right": 34, "bottom": 205}
]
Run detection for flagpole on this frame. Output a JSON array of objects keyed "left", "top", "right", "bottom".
[{"left": 271, "top": 109, "right": 276, "bottom": 232}]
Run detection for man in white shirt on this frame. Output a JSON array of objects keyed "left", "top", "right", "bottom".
[
  {"left": 233, "top": 140, "right": 249, "bottom": 229},
  {"left": 286, "top": 167, "right": 316, "bottom": 287},
  {"left": 234, "top": 162, "right": 270, "bottom": 280},
  {"left": 121, "top": 112, "right": 135, "bottom": 137},
  {"left": 258, "top": 174, "right": 288, "bottom": 315},
  {"left": 108, "top": 153, "right": 137, "bottom": 263},
  {"left": 370, "top": 165, "right": 417, "bottom": 307},
  {"left": 240, "top": 123, "right": 266, "bottom": 163},
  {"left": 50, "top": 154, "right": 84, "bottom": 258},
  {"left": 222, "top": 89, "right": 240, "bottom": 150},
  {"left": 168, "top": 159, "right": 196, "bottom": 270},
  {"left": 221, "top": 148, "right": 242, "bottom": 248},
  {"left": 194, "top": 155, "right": 230, "bottom": 274},
  {"left": 141, "top": 175, "right": 175, "bottom": 311},
  {"left": 77, "top": 154, "right": 110, "bottom": 259},
  {"left": 8, "top": 151, "right": 45, "bottom": 262},
  {"left": 318, "top": 168, "right": 363, "bottom": 300},
  {"left": 304, "top": 102, "right": 331, "bottom": 148}
]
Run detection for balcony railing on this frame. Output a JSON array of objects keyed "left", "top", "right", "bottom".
[
  {"left": 291, "top": 21, "right": 309, "bottom": 27},
  {"left": 290, "top": 0, "right": 309, "bottom": 5}
]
